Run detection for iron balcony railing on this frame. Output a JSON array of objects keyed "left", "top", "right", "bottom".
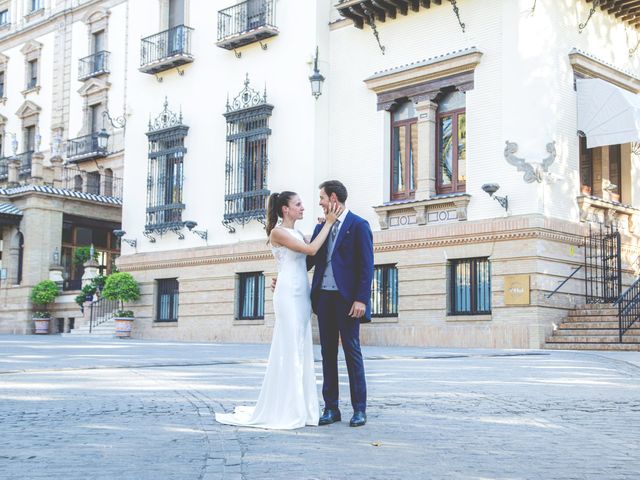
[
  {"left": 61, "top": 165, "right": 123, "bottom": 200},
  {"left": 217, "top": 0, "right": 277, "bottom": 46},
  {"left": 140, "top": 25, "right": 193, "bottom": 71},
  {"left": 66, "top": 132, "right": 107, "bottom": 161},
  {"left": 0, "top": 156, "right": 8, "bottom": 181},
  {"left": 614, "top": 277, "right": 640, "bottom": 341},
  {"left": 78, "top": 50, "right": 110, "bottom": 81},
  {"left": 16, "top": 151, "right": 33, "bottom": 178},
  {"left": 584, "top": 224, "right": 622, "bottom": 304}
]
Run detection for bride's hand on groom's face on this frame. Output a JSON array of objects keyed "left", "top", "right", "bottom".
[{"left": 325, "top": 202, "right": 343, "bottom": 224}]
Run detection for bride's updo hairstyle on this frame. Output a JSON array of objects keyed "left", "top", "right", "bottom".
[{"left": 266, "top": 191, "right": 297, "bottom": 237}]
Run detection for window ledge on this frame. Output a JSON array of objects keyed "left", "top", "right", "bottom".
[
  {"left": 21, "top": 85, "right": 40, "bottom": 97},
  {"left": 234, "top": 319, "right": 265, "bottom": 326},
  {"left": 152, "top": 320, "right": 178, "bottom": 327},
  {"left": 25, "top": 8, "right": 45, "bottom": 21},
  {"left": 369, "top": 316, "right": 399, "bottom": 324},
  {"left": 577, "top": 194, "right": 639, "bottom": 233},
  {"left": 446, "top": 314, "right": 492, "bottom": 322},
  {"left": 374, "top": 194, "right": 471, "bottom": 229},
  {"left": 0, "top": 23, "right": 10, "bottom": 31}
]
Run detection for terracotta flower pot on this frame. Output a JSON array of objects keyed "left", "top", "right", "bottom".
[
  {"left": 114, "top": 317, "right": 134, "bottom": 338},
  {"left": 33, "top": 317, "right": 50, "bottom": 335}
]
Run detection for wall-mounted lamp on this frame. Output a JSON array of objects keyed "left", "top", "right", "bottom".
[
  {"left": 184, "top": 220, "right": 208, "bottom": 241},
  {"left": 481, "top": 183, "right": 508, "bottom": 212},
  {"left": 52, "top": 247, "right": 60, "bottom": 266},
  {"left": 309, "top": 47, "right": 325, "bottom": 100},
  {"left": 113, "top": 229, "right": 137, "bottom": 248}
]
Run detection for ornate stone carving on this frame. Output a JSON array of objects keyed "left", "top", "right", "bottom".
[{"left": 504, "top": 141, "right": 556, "bottom": 183}]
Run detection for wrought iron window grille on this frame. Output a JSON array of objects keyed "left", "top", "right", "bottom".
[
  {"left": 145, "top": 98, "right": 189, "bottom": 238},
  {"left": 223, "top": 74, "right": 273, "bottom": 233},
  {"left": 237, "top": 272, "right": 265, "bottom": 320},
  {"left": 371, "top": 264, "right": 398, "bottom": 317}
]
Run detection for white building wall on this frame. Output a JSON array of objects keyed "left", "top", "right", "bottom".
[{"left": 122, "top": 0, "right": 326, "bottom": 255}]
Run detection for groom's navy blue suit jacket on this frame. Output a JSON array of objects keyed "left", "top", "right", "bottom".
[{"left": 307, "top": 211, "right": 374, "bottom": 322}]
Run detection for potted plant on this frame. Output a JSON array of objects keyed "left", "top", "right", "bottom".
[
  {"left": 30, "top": 280, "right": 61, "bottom": 334},
  {"left": 102, "top": 272, "right": 140, "bottom": 338}
]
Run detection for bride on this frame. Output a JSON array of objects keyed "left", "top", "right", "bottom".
[{"left": 215, "top": 191, "right": 342, "bottom": 429}]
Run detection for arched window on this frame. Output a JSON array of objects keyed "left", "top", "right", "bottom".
[
  {"left": 103, "top": 168, "right": 113, "bottom": 197},
  {"left": 390, "top": 100, "right": 418, "bottom": 201},
  {"left": 436, "top": 90, "right": 466, "bottom": 194},
  {"left": 73, "top": 174, "right": 83, "bottom": 192}
]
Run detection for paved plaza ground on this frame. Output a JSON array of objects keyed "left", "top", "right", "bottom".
[{"left": 0, "top": 335, "right": 639, "bottom": 480}]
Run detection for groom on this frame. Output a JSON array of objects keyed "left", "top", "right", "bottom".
[{"left": 307, "top": 180, "right": 374, "bottom": 427}]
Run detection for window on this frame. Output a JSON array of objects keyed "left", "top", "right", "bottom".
[
  {"left": 449, "top": 258, "right": 491, "bottom": 315},
  {"left": 60, "top": 216, "right": 121, "bottom": 291},
  {"left": 390, "top": 101, "right": 417, "bottom": 201},
  {"left": 92, "top": 30, "right": 106, "bottom": 72},
  {"left": 145, "top": 100, "right": 188, "bottom": 233},
  {"left": 237, "top": 272, "right": 265, "bottom": 320},
  {"left": 157, "top": 278, "right": 179, "bottom": 322},
  {"left": 223, "top": 76, "right": 273, "bottom": 231},
  {"left": 24, "top": 126, "right": 35, "bottom": 152},
  {"left": 371, "top": 264, "right": 398, "bottom": 317},
  {"left": 90, "top": 104, "right": 101, "bottom": 133},
  {"left": 30, "top": 0, "right": 43, "bottom": 12},
  {"left": 436, "top": 91, "right": 466, "bottom": 194},
  {"left": 0, "top": 71, "right": 4, "bottom": 98},
  {"left": 579, "top": 137, "right": 622, "bottom": 202},
  {"left": 27, "top": 59, "right": 38, "bottom": 89},
  {"left": 0, "top": 9, "right": 8, "bottom": 25},
  {"left": 86, "top": 171, "right": 100, "bottom": 195}
]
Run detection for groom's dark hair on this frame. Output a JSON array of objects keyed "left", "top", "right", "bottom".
[{"left": 319, "top": 180, "right": 348, "bottom": 204}]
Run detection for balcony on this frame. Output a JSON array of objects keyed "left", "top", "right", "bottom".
[
  {"left": 16, "top": 151, "right": 32, "bottom": 178},
  {"left": 61, "top": 165, "right": 123, "bottom": 200},
  {"left": 139, "top": 25, "right": 194, "bottom": 75},
  {"left": 0, "top": 157, "right": 8, "bottom": 181},
  {"left": 66, "top": 132, "right": 107, "bottom": 162},
  {"left": 217, "top": 0, "right": 278, "bottom": 51},
  {"left": 78, "top": 51, "right": 110, "bottom": 81}
]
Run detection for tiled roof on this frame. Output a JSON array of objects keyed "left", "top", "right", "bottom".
[
  {"left": 0, "top": 203, "right": 22, "bottom": 217},
  {"left": 0, "top": 185, "right": 122, "bottom": 205}
]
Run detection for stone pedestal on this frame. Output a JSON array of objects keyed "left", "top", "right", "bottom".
[
  {"left": 82, "top": 258, "right": 100, "bottom": 287},
  {"left": 7, "top": 158, "right": 20, "bottom": 185},
  {"left": 30, "top": 152, "right": 45, "bottom": 184},
  {"left": 49, "top": 155, "right": 64, "bottom": 188}
]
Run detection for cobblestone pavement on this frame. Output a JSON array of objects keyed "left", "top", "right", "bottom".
[{"left": 0, "top": 336, "right": 639, "bottom": 480}]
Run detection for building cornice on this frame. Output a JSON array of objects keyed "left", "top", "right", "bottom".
[{"left": 569, "top": 48, "right": 640, "bottom": 93}]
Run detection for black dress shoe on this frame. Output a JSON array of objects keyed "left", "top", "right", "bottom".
[
  {"left": 349, "top": 411, "right": 367, "bottom": 427},
  {"left": 318, "top": 408, "right": 341, "bottom": 425}
]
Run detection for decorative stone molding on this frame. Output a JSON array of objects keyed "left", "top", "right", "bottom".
[
  {"left": 83, "top": 7, "right": 110, "bottom": 29},
  {"left": 569, "top": 48, "right": 640, "bottom": 93},
  {"left": 77, "top": 77, "right": 110, "bottom": 97},
  {"left": 15, "top": 99, "right": 40, "bottom": 122},
  {"left": 504, "top": 141, "right": 556, "bottom": 183},
  {"left": 21, "top": 40, "right": 42, "bottom": 95},
  {"left": 374, "top": 194, "right": 471, "bottom": 230},
  {"left": 576, "top": 195, "right": 639, "bottom": 233},
  {"left": 364, "top": 47, "right": 482, "bottom": 110}
]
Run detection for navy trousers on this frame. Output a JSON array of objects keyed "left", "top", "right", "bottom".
[{"left": 316, "top": 290, "right": 367, "bottom": 412}]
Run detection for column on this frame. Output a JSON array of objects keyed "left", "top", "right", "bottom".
[{"left": 414, "top": 97, "right": 438, "bottom": 200}]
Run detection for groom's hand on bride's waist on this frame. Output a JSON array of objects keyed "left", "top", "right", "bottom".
[{"left": 349, "top": 301, "right": 366, "bottom": 319}]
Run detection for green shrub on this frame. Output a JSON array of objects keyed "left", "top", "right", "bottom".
[
  {"left": 73, "top": 246, "right": 99, "bottom": 267},
  {"left": 102, "top": 272, "right": 140, "bottom": 314},
  {"left": 30, "top": 280, "right": 60, "bottom": 317}
]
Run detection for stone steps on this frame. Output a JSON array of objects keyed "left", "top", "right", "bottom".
[
  {"left": 544, "top": 302, "right": 639, "bottom": 351},
  {"left": 544, "top": 342, "right": 640, "bottom": 351},
  {"left": 62, "top": 318, "right": 115, "bottom": 337}
]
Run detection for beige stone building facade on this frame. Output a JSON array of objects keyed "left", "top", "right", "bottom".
[{"left": 0, "top": 0, "right": 125, "bottom": 333}]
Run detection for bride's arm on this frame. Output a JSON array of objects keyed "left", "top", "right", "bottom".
[{"left": 269, "top": 205, "right": 341, "bottom": 255}]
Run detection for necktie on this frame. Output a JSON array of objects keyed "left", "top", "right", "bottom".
[{"left": 329, "top": 220, "right": 340, "bottom": 255}]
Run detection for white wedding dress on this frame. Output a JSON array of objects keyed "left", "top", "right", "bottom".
[{"left": 215, "top": 228, "right": 320, "bottom": 429}]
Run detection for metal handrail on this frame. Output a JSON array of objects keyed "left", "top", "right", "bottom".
[
  {"left": 217, "top": 0, "right": 276, "bottom": 41},
  {"left": 89, "top": 296, "right": 119, "bottom": 333},
  {"left": 546, "top": 265, "right": 583, "bottom": 299},
  {"left": 613, "top": 276, "right": 640, "bottom": 341},
  {"left": 140, "top": 25, "right": 193, "bottom": 67}
]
